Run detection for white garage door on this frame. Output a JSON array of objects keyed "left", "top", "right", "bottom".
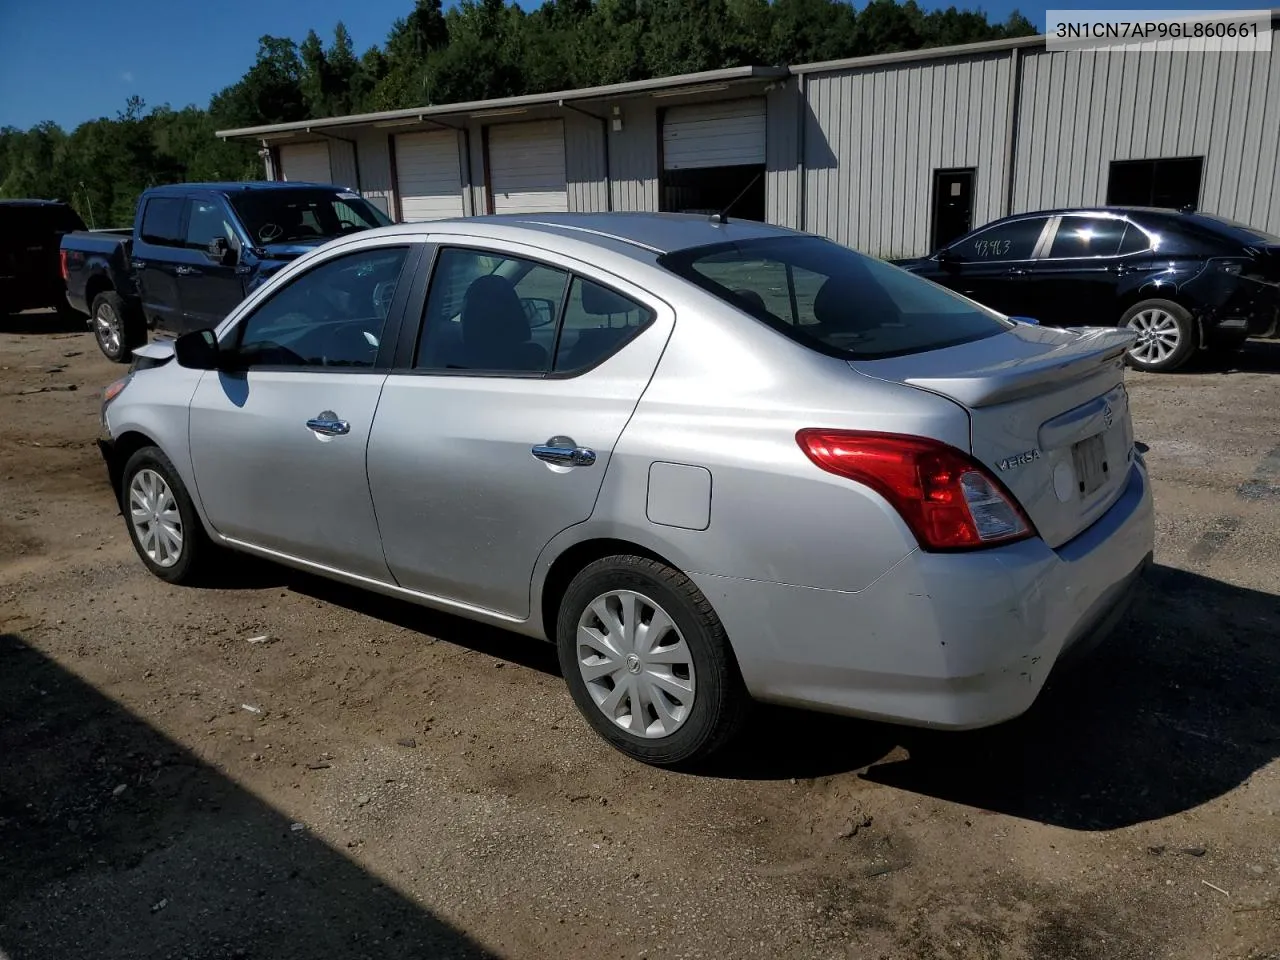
[
  {"left": 488, "top": 120, "right": 568, "bottom": 214},
  {"left": 395, "top": 130, "right": 465, "bottom": 221},
  {"left": 277, "top": 142, "right": 333, "bottom": 184},
  {"left": 662, "top": 99, "right": 766, "bottom": 171}
]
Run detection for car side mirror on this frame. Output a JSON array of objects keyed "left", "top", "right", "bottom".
[
  {"left": 174, "top": 328, "right": 221, "bottom": 370},
  {"left": 207, "top": 236, "right": 237, "bottom": 266},
  {"left": 936, "top": 248, "right": 962, "bottom": 266}
]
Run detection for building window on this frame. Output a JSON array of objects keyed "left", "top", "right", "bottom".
[{"left": 1106, "top": 157, "right": 1204, "bottom": 210}]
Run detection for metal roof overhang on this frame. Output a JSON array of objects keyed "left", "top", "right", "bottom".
[{"left": 215, "top": 65, "right": 789, "bottom": 142}]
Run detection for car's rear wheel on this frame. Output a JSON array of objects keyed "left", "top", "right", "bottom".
[
  {"left": 1121, "top": 299, "right": 1196, "bottom": 373},
  {"left": 92, "top": 291, "right": 143, "bottom": 364},
  {"left": 556, "top": 555, "right": 749, "bottom": 768},
  {"left": 120, "top": 446, "right": 212, "bottom": 584}
]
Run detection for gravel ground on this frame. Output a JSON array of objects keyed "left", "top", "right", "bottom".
[{"left": 1, "top": 311, "right": 1277, "bottom": 960}]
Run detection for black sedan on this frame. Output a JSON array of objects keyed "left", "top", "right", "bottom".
[{"left": 895, "top": 206, "right": 1280, "bottom": 372}]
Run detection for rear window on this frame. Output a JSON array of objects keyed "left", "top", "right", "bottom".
[{"left": 659, "top": 236, "right": 1011, "bottom": 360}]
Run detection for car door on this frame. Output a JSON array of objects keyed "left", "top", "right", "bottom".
[
  {"left": 928, "top": 215, "right": 1053, "bottom": 318},
  {"left": 187, "top": 239, "right": 423, "bottom": 579},
  {"left": 1024, "top": 214, "right": 1147, "bottom": 326},
  {"left": 179, "top": 196, "right": 248, "bottom": 329},
  {"left": 366, "top": 240, "right": 674, "bottom": 619},
  {"left": 133, "top": 196, "right": 188, "bottom": 332}
]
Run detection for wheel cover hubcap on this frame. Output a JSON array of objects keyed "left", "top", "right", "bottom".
[
  {"left": 95, "top": 304, "right": 122, "bottom": 354},
  {"left": 128, "top": 468, "right": 183, "bottom": 568},
  {"left": 1126, "top": 308, "right": 1180, "bottom": 364},
  {"left": 576, "top": 589, "right": 696, "bottom": 739}
]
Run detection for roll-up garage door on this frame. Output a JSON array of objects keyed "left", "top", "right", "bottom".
[
  {"left": 395, "top": 130, "right": 465, "bottom": 221},
  {"left": 277, "top": 142, "right": 333, "bottom": 184},
  {"left": 487, "top": 120, "right": 568, "bottom": 214},
  {"left": 662, "top": 99, "right": 766, "bottom": 170}
]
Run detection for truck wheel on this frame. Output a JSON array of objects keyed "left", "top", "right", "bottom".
[
  {"left": 91, "top": 291, "right": 143, "bottom": 363},
  {"left": 1121, "top": 299, "right": 1196, "bottom": 373}
]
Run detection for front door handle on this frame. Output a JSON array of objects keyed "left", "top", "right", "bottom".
[
  {"left": 1007, "top": 266, "right": 1028, "bottom": 276},
  {"left": 306, "top": 412, "right": 350, "bottom": 436},
  {"left": 174, "top": 265, "right": 197, "bottom": 277},
  {"left": 532, "top": 436, "right": 596, "bottom": 467}
]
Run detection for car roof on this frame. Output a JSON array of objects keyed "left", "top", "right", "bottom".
[
  {"left": 0, "top": 198, "right": 74, "bottom": 207},
  {"left": 144, "top": 181, "right": 356, "bottom": 197},
  {"left": 999, "top": 205, "right": 1192, "bottom": 220},
  {"left": 403, "top": 212, "right": 802, "bottom": 256}
]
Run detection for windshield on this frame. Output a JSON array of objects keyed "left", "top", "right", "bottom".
[
  {"left": 659, "top": 236, "right": 1012, "bottom": 360},
  {"left": 228, "top": 189, "right": 392, "bottom": 245}
]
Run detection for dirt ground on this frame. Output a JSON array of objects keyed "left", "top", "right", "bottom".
[{"left": 1, "top": 310, "right": 1277, "bottom": 960}]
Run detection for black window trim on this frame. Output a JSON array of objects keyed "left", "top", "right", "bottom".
[
  {"left": 934, "top": 214, "right": 1054, "bottom": 265},
  {"left": 216, "top": 239, "right": 423, "bottom": 375},
  {"left": 1036, "top": 213, "right": 1156, "bottom": 262},
  {"left": 397, "top": 241, "right": 658, "bottom": 381},
  {"left": 657, "top": 236, "right": 1012, "bottom": 363}
]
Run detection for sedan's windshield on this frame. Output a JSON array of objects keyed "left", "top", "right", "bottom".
[
  {"left": 659, "top": 236, "right": 1012, "bottom": 360},
  {"left": 229, "top": 190, "right": 393, "bottom": 245}
]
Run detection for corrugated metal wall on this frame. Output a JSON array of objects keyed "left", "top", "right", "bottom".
[
  {"left": 801, "top": 52, "right": 1014, "bottom": 258},
  {"left": 608, "top": 99, "right": 659, "bottom": 211},
  {"left": 1014, "top": 48, "right": 1280, "bottom": 234},
  {"left": 353, "top": 131, "right": 394, "bottom": 216},
  {"left": 565, "top": 111, "right": 609, "bottom": 212},
  {"left": 766, "top": 80, "right": 802, "bottom": 229}
]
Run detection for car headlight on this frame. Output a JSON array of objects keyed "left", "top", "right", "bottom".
[{"left": 103, "top": 374, "right": 132, "bottom": 406}]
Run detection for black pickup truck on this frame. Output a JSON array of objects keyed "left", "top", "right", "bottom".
[
  {"left": 60, "top": 181, "right": 393, "bottom": 361},
  {"left": 1, "top": 199, "right": 86, "bottom": 317}
]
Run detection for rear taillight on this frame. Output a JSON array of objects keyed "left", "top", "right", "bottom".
[
  {"left": 59, "top": 249, "right": 68, "bottom": 281},
  {"left": 796, "top": 430, "right": 1035, "bottom": 551}
]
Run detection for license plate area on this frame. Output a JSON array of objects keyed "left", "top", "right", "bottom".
[{"left": 1071, "top": 432, "right": 1110, "bottom": 498}]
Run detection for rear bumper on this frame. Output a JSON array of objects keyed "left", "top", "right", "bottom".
[{"left": 693, "top": 459, "right": 1155, "bottom": 730}]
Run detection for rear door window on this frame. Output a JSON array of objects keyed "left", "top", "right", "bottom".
[
  {"left": 1047, "top": 217, "right": 1128, "bottom": 258},
  {"left": 660, "top": 236, "right": 1011, "bottom": 361},
  {"left": 139, "top": 198, "right": 186, "bottom": 247}
]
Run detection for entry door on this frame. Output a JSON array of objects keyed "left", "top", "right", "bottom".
[
  {"left": 132, "top": 196, "right": 187, "bottom": 332},
  {"left": 188, "top": 242, "right": 419, "bottom": 579},
  {"left": 1023, "top": 215, "right": 1135, "bottom": 326},
  {"left": 931, "top": 169, "right": 975, "bottom": 252},
  {"left": 367, "top": 243, "right": 673, "bottom": 618}
]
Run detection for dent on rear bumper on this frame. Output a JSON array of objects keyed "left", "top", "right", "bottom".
[{"left": 693, "top": 461, "right": 1155, "bottom": 730}]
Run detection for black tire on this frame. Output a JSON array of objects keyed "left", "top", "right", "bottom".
[
  {"left": 1120, "top": 299, "right": 1197, "bottom": 373},
  {"left": 119, "top": 445, "right": 213, "bottom": 584},
  {"left": 91, "top": 291, "right": 144, "bottom": 363},
  {"left": 556, "top": 555, "right": 750, "bottom": 768}
]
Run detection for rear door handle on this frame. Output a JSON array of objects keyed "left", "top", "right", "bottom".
[
  {"left": 174, "top": 265, "right": 197, "bottom": 277},
  {"left": 306, "top": 412, "right": 350, "bottom": 436},
  {"left": 532, "top": 436, "right": 596, "bottom": 467},
  {"left": 1007, "top": 267, "right": 1029, "bottom": 276}
]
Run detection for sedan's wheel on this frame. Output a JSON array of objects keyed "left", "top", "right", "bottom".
[
  {"left": 120, "top": 445, "right": 212, "bottom": 584},
  {"left": 576, "top": 589, "right": 697, "bottom": 739},
  {"left": 1121, "top": 299, "right": 1196, "bottom": 373},
  {"left": 557, "top": 555, "right": 749, "bottom": 767},
  {"left": 91, "top": 291, "right": 144, "bottom": 364},
  {"left": 129, "top": 468, "right": 184, "bottom": 568}
]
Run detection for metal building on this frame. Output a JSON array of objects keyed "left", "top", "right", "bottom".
[{"left": 218, "top": 14, "right": 1280, "bottom": 258}]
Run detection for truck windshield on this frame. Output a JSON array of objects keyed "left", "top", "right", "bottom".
[
  {"left": 228, "top": 190, "right": 393, "bottom": 245},
  {"left": 659, "top": 235, "right": 1011, "bottom": 361}
]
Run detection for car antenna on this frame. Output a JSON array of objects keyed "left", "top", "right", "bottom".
[{"left": 709, "top": 171, "right": 764, "bottom": 225}]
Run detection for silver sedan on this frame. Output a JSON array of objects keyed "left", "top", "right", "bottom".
[{"left": 97, "top": 213, "right": 1155, "bottom": 766}]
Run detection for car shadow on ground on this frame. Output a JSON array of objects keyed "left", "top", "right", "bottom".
[
  {"left": 0, "top": 308, "right": 85, "bottom": 335},
  {"left": 714, "top": 564, "right": 1280, "bottom": 831},
  {"left": 193, "top": 555, "right": 1277, "bottom": 832},
  {"left": 1186, "top": 338, "right": 1280, "bottom": 374},
  {"left": 0, "top": 631, "right": 498, "bottom": 960}
]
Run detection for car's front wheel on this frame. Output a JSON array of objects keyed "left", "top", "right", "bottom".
[
  {"left": 556, "top": 555, "right": 749, "bottom": 768},
  {"left": 1121, "top": 299, "right": 1197, "bottom": 373},
  {"left": 120, "top": 445, "right": 212, "bottom": 584}
]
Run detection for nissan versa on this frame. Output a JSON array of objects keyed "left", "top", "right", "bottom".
[{"left": 96, "top": 213, "right": 1155, "bottom": 766}]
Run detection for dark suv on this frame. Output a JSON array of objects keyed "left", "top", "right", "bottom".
[
  {"left": 0, "top": 200, "right": 86, "bottom": 316},
  {"left": 895, "top": 207, "right": 1280, "bottom": 372}
]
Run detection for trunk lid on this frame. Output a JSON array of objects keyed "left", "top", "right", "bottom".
[{"left": 850, "top": 323, "right": 1138, "bottom": 548}]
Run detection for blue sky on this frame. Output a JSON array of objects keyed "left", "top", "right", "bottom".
[{"left": 0, "top": 0, "right": 1261, "bottom": 130}]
